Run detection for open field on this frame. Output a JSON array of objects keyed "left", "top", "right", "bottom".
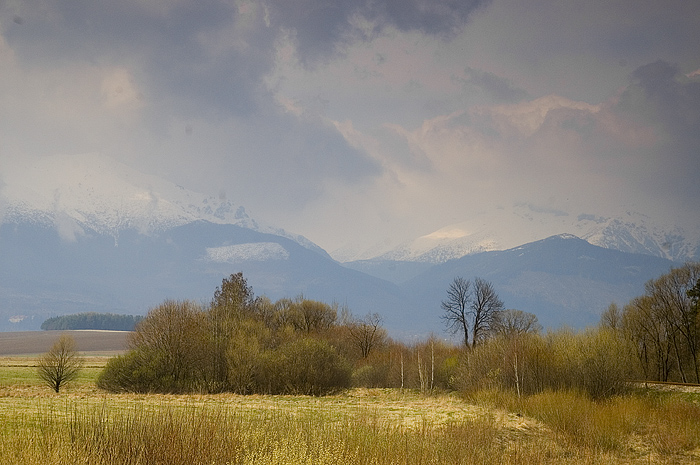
[
  {"left": 2, "top": 357, "right": 700, "bottom": 464},
  {"left": 0, "top": 330, "right": 130, "bottom": 356}
]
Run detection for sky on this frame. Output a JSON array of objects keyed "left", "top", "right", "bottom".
[{"left": 0, "top": 0, "right": 699, "bottom": 258}]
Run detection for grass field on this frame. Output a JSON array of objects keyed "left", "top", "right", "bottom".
[{"left": 2, "top": 350, "right": 700, "bottom": 464}]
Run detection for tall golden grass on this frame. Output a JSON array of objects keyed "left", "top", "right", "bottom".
[
  {"left": 2, "top": 358, "right": 700, "bottom": 464},
  {"left": 0, "top": 399, "right": 556, "bottom": 465},
  {"left": 465, "top": 387, "right": 700, "bottom": 459},
  {"left": 2, "top": 388, "right": 700, "bottom": 464}
]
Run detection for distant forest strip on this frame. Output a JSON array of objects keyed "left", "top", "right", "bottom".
[{"left": 41, "top": 312, "right": 143, "bottom": 331}]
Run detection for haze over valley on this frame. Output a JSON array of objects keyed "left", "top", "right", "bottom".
[
  {"left": 0, "top": 153, "right": 689, "bottom": 335},
  {"left": 1, "top": 0, "right": 698, "bottom": 336}
]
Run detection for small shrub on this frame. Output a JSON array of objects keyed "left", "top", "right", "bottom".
[
  {"left": 258, "top": 338, "right": 351, "bottom": 395},
  {"left": 352, "top": 363, "right": 387, "bottom": 388},
  {"left": 97, "top": 349, "right": 179, "bottom": 393}
]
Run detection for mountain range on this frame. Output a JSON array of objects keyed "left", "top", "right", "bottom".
[{"left": 0, "top": 153, "right": 691, "bottom": 336}]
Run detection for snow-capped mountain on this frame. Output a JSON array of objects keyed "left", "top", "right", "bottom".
[
  {"left": 0, "top": 153, "right": 693, "bottom": 335},
  {"left": 342, "top": 204, "right": 698, "bottom": 266},
  {"left": 0, "top": 153, "right": 411, "bottom": 332},
  {"left": 0, "top": 153, "right": 325, "bottom": 255},
  {"left": 402, "top": 234, "right": 679, "bottom": 329}
]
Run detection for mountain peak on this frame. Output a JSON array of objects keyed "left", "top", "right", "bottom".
[
  {"left": 551, "top": 233, "right": 580, "bottom": 240},
  {"left": 1, "top": 153, "right": 256, "bottom": 236},
  {"left": 0, "top": 153, "right": 329, "bottom": 256},
  {"left": 337, "top": 204, "right": 698, "bottom": 265}
]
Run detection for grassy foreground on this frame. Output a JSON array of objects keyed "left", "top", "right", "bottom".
[{"left": 1, "top": 357, "right": 700, "bottom": 464}]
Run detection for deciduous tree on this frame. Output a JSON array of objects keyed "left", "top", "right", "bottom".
[
  {"left": 347, "top": 312, "right": 387, "bottom": 359},
  {"left": 471, "top": 278, "right": 504, "bottom": 347},
  {"left": 441, "top": 277, "right": 471, "bottom": 347},
  {"left": 37, "top": 335, "right": 83, "bottom": 393},
  {"left": 491, "top": 309, "right": 540, "bottom": 338}
]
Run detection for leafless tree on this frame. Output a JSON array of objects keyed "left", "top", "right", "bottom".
[
  {"left": 600, "top": 302, "right": 622, "bottom": 331},
  {"left": 492, "top": 309, "right": 541, "bottom": 338},
  {"left": 37, "top": 335, "right": 84, "bottom": 393},
  {"left": 471, "top": 277, "right": 504, "bottom": 347},
  {"left": 441, "top": 277, "right": 471, "bottom": 347},
  {"left": 348, "top": 312, "right": 387, "bottom": 358},
  {"left": 442, "top": 276, "right": 504, "bottom": 347}
]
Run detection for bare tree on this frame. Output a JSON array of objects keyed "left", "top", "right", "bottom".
[
  {"left": 441, "top": 277, "right": 471, "bottom": 347},
  {"left": 471, "top": 277, "right": 504, "bottom": 347},
  {"left": 600, "top": 302, "right": 622, "bottom": 331},
  {"left": 492, "top": 309, "right": 541, "bottom": 338},
  {"left": 348, "top": 312, "right": 387, "bottom": 358},
  {"left": 37, "top": 335, "right": 84, "bottom": 393},
  {"left": 645, "top": 263, "right": 700, "bottom": 383}
]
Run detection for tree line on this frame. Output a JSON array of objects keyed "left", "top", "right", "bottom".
[
  {"left": 86, "top": 262, "right": 700, "bottom": 398},
  {"left": 41, "top": 312, "right": 144, "bottom": 331},
  {"left": 448, "top": 263, "right": 700, "bottom": 399},
  {"left": 97, "top": 272, "right": 463, "bottom": 395},
  {"left": 608, "top": 262, "right": 700, "bottom": 383}
]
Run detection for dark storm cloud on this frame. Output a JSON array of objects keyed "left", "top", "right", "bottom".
[
  {"left": 3, "top": 0, "right": 274, "bottom": 116},
  {"left": 369, "top": 0, "right": 488, "bottom": 35},
  {"left": 265, "top": 0, "right": 489, "bottom": 65},
  {"left": 4, "top": 0, "right": 488, "bottom": 113},
  {"left": 628, "top": 60, "right": 700, "bottom": 137},
  {"left": 620, "top": 61, "right": 700, "bottom": 210}
]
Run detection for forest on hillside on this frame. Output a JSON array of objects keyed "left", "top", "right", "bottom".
[{"left": 41, "top": 312, "right": 144, "bottom": 331}]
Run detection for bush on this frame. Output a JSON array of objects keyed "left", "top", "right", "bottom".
[
  {"left": 352, "top": 363, "right": 388, "bottom": 388},
  {"left": 97, "top": 349, "right": 176, "bottom": 393},
  {"left": 456, "top": 328, "right": 635, "bottom": 399},
  {"left": 258, "top": 338, "right": 351, "bottom": 396}
]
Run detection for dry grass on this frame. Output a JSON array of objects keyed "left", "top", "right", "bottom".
[
  {"left": 465, "top": 387, "right": 700, "bottom": 463},
  {"left": 2, "top": 361, "right": 700, "bottom": 464}
]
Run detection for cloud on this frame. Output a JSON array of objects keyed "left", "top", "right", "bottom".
[
  {"left": 0, "top": 0, "right": 387, "bottom": 215},
  {"left": 266, "top": 0, "right": 489, "bottom": 66},
  {"left": 0, "top": 177, "right": 6, "bottom": 225},
  {"left": 463, "top": 67, "right": 529, "bottom": 103},
  {"left": 54, "top": 211, "right": 85, "bottom": 243},
  {"left": 338, "top": 58, "right": 700, "bottom": 238},
  {"left": 3, "top": 0, "right": 275, "bottom": 117},
  {"left": 1, "top": 1, "right": 699, "bottom": 254},
  {"left": 614, "top": 61, "right": 700, "bottom": 212}
]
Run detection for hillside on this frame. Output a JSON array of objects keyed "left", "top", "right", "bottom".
[
  {"left": 0, "top": 220, "right": 414, "bottom": 333},
  {"left": 402, "top": 234, "right": 679, "bottom": 329}
]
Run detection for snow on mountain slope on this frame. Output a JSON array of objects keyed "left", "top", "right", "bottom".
[
  {"left": 206, "top": 243, "right": 291, "bottom": 262},
  {"left": 341, "top": 204, "right": 698, "bottom": 264},
  {"left": 0, "top": 153, "right": 325, "bottom": 255}
]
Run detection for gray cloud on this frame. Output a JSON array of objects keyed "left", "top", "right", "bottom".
[
  {"left": 266, "top": 0, "right": 489, "bottom": 66},
  {"left": 1, "top": 0, "right": 698, "bottom": 253},
  {"left": 613, "top": 61, "right": 700, "bottom": 208},
  {"left": 464, "top": 67, "right": 529, "bottom": 103},
  {"left": 4, "top": 0, "right": 488, "bottom": 113},
  {"left": 627, "top": 60, "right": 700, "bottom": 140},
  {"left": 0, "top": 0, "right": 387, "bottom": 214},
  {"left": 4, "top": 1, "right": 274, "bottom": 117}
]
